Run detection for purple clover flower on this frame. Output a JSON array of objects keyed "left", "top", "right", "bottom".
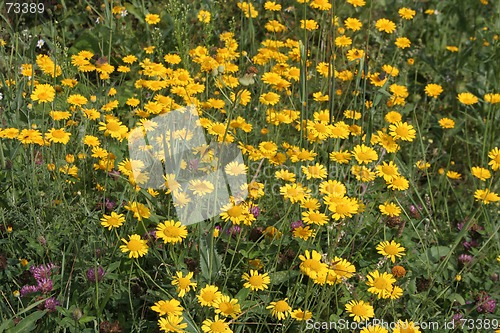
[
  {"left": 86, "top": 266, "right": 106, "bottom": 283},
  {"left": 476, "top": 292, "right": 497, "bottom": 313},
  {"left": 20, "top": 285, "right": 39, "bottom": 297},
  {"left": 291, "top": 220, "right": 303, "bottom": 230},
  {"left": 44, "top": 297, "right": 60, "bottom": 312}
]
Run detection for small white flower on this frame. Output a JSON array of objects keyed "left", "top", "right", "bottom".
[
  {"left": 0, "top": 92, "right": 3, "bottom": 100},
  {"left": 37, "top": 39, "right": 45, "bottom": 48},
  {"left": 120, "top": 9, "right": 128, "bottom": 17}
]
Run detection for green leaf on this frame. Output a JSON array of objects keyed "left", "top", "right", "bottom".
[
  {"left": 269, "top": 270, "right": 300, "bottom": 285},
  {"left": 182, "top": 313, "right": 201, "bottom": 333},
  {"left": 199, "top": 237, "right": 222, "bottom": 281},
  {"left": 447, "top": 293, "right": 465, "bottom": 305},
  {"left": 5, "top": 310, "right": 46, "bottom": 333}
]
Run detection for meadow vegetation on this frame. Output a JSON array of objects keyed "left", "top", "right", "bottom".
[{"left": 0, "top": 0, "right": 499, "bottom": 332}]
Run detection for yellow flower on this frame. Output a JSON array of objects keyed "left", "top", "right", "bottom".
[
  {"left": 158, "top": 315, "right": 188, "bottom": 333},
  {"left": 347, "top": 0, "right": 366, "bottom": 7},
  {"left": 156, "top": 220, "right": 188, "bottom": 244},
  {"left": 393, "top": 320, "right": 421, "bottom": 333},
  {"left": 425, "top": 83, "right": 443, "bottom": 98},
  {"left": 259, "top": 92, "right": 280, "bottom": 105},
  {"left": 345, "top": 300, "right": 374, "bottom": 322},
  {"left": 201, "top": 315, "right": 231, "bottom": 333},
  {"left": 151, "top": 299, "right": 183, "bottom": 316},
  {"left": 300, "top": 19, "right": 319, "bottom": 31},
  {"left": 213, "top": 295, "right": 241, "bottom": 319},
  {"left": 379, "top": 202, "right": 401, "bottom": 217},
  {"left": 344, "top": 17, "right": 362, "bottom": 31},
  {"left": 352, "top": 144, "right": 378, "bottom": 164},
  {"left": 145, "top": 13, "right": 160, "bottom": 25},
  {"left": 457, "top": 92, "right": 478, "bottom": 105},
  {"left": 398, "top": 7, "right": 416, "bottom": 20},
  {"left": 376, "top": 240, "right": 406, "bottom": 263},
  {"left": 299, "top": 250, "right": 328, "bottom": 279},
  {"left": 471, "top": 166, "right": 491, "bottom": 181},
  {"left": 488, "top": 147, "right": 500, "bottom": 170},
  {"left": 438, "top": 117, "right": 455, "bottom": 129},
  {"left": 266, "top": 299, "right": 291, "bottom": 320},
  {"left": 366, "top": 270, "right": 396, "bottom": 299},
  {"left": 395, "top": 37, "right": 411, "bottom": 49},
  {"left": 198, "top": 10, "right": 211, "bottom": 23},
  {"left": 171, "top": 271, "right": 197, "bottom": 297},
  {"left": 264, "top": 1, "right": 281, "bottom": 11},
  {"left": 389, "top": 121, "right": 416, "bottom": 141},
  {"left": 474, "top": 189, "right": 500, "bottom": 204},
  {"left": 45, "top": 128, "right": 71, "bottom": 144},
  {"left": 120, "top": 234, "right": 148, "bottom": 258},
  {"left": 100, "top": 212, "right": 125, "bottom": 230},
  {"left": 291, "top": 308, "right": 313, "bottom": 321},
  {"left": 31, "top": 84, "right": 55, "bottom": 103},
  {"left": 375, "top": 18, "right": 396, "bottom": 33},
  {"left": 198, "top": 285, "right": 222, "bottom": 307}
]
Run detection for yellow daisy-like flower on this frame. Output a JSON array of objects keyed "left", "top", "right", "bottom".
[
  {"left": 398, "top": 7, "right": 416, "bottom": 20},
  {"left": 325, "top": 195, "right": 359, "bottom": 220},
  {"left": 124, "top": 201, "right": 151, "bottom": 221},
  {"left": 446, "top": 170, "right": 462, "bottom": 180},
  {"left": 266, "top": 299, "right": 292, "bottom": 320},
  {"left": 120, "top": 234, "right": 148, "bottom": 258},
  {"left": 151, "top": 299, "right": 183, "bottom": 316},
  {"left": 198, "top": 10, "right": 211, "bottom": 23},
  {"left": 259, "top": 92, "right": 280, "bottom": 106},
  {"left": 389, "top": 121, "right": 416, "bottom": 141},
  {"left": 264, "top": 1, "right": 281, "bottom": 11},
  {"left": 201, "top": 315, "right": 232, "bottom": 333},
  {"left": 45, "top": 128, "right": 71, "bottom": 144},
  {"left": 457, "top": 92, "right": 479, "bottom": 105},
  {"left": 488, "top": 147, "right": 500, "bottom": 170},
  {"left": 385, "top": 111, "right": 402, "bottom": 124},
  {"left": 301, "top": 163, "right": 327, "bottom": 180},
  {"left": 145, "top": 13, "right": 160, "bottom": 25},
  {"left": 214, "top": 295, "right": 241, "bottom": 319},
  {"left": 156, "top": 220, "right": 188, "bottom": 244},
  {"left": 474, "top": 189, "right": 500, "bottom": 204},
  {"left": 291, "top": 308, "right": 313, "bottom": 321},
  {"left": 158, "top": 315, "right": 188, "bottom": 333},
  {"left": 329, "top": 150, "right": 352, "bottom": 164},
  {"left": 471, "top": 166, "right": 491, "bottom": 181},
  {"left": 425, "top": 83, "right": 443, "bottom": 98},
  {"left": 300, "top": 19, "right": 319, "bottom": 31},
  {"left": 438, "top": 117, "right": 455, "bottom": 129},
  {"left": 352, "top": 144, "right": 378, "bottom": 164},
  {"left": 31, "top": 83, "right": 55, "bottom": 103},
  {"left": 376, "top": 240, "right": 406, "bottom": 263},
  {"left": 376, "top": 161, "right": 400, "bottom": 181},
  {"left": 361, "top": 325, "right": 389, "bottom": 333},
  {"left": 171, "top": 271, "right": 197, "bottom": 297},
  {"left": 344, "top": 17, "right": 362, "bottom": 31},
  {"left": 189, "top": 179, "right": 215, "bottom": 196},
  {"left": 366, "top": 270, "right": 396, "bottom": 299},
  {"left": 198, "top": 285, "right": 222, "bottom": 307},
  {"left": 299, "top": 250, "right": 328, "bottom": 279},
  {"left": 395, "top": 37, "right": 411, "bottom": 49},
  {"left": 379, "top": 202, "right": 401, "bottom": 217},
  {"left": 347, "top": 0, "right": 366, "bottom": 7},
  {"left": 242, "top": 270, "right": 270, "bottom": 291},
  {"left": 67, "top": 94, "right": 88, "bottom": 106},
  {"left": 293, "top": 226, "right": 314, "bottom": 241},
  {"left": 345, "top": 300, "right": 374, "bottom": 322},
  {"left": 393, "top": 320, "right": 421, "bottom": 333},
  {"left": 100, "top": 212, "right": 125, "bottom": 230},
  {"left": 375, "top": 18, "right": 396, "bottom": 33},
  {"left": 224, "top": 161, "right": 247, "bottom": 176}
]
